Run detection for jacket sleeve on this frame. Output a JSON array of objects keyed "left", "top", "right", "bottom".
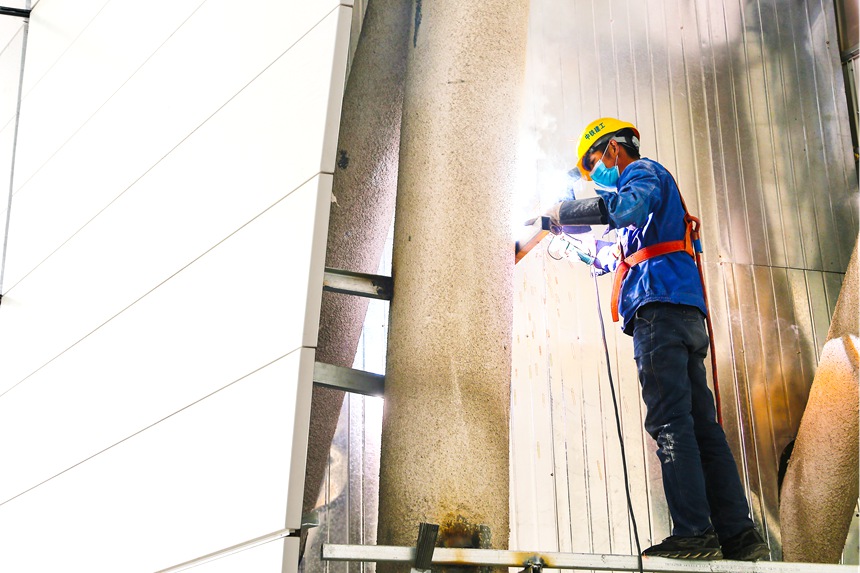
[
  {"left": 556, "top": 196, "right": 608, "bottom": 226},
  {"left": 595, "top": 163, "right": 663, "bottom": 229}
]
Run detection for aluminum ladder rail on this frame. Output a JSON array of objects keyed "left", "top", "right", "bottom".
[{"left": 322, "top": 543, "right": 856, "bottom": 573}]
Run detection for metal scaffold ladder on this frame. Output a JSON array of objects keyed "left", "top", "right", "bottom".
[{"left": 321, "top": 543, "right": 856, "bottom": 573}]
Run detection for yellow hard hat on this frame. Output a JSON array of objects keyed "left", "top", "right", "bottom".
[{"left": 576, "top": 117, "right": 640, "bottom": 180}]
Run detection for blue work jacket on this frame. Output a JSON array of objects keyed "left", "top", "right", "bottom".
[{"left": 595, "top": 158, "right": 706, "bottom": 335}]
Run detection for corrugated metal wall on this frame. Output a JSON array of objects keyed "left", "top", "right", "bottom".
[
  {"left": 303, "top": 391, "right": 384, "bottom": 573},
  {"left": 304, "top": 0, "right": 857, "bottom": 568},
  {"left": 512, "top": 0, "right": 858, "bottom": 561}
]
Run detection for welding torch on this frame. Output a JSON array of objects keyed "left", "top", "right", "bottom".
[{"left": 516, "top": 195, "right": 608, "bottom": 263}]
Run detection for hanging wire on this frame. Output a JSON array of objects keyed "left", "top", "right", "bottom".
[
  {"left": 546, "top": 233, "right": 566, "bottom": 260},
  {"left": 591, "top": 268, "right": 644, "bottom": 573},
  {"left": 544, "top": 228, "right": 644, "bottom": 572}
]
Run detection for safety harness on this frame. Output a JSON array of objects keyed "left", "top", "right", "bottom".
[
  {"left": 608, "top": 187, "right": 723, "bottom": 425},
  {"left": 609, "top": 209, "right": 701, "bottom": 323}
]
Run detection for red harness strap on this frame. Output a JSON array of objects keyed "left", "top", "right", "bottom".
[
  {"left": 609, "top": 213, "right": 700, "bottom": 323},
  {"left": 606, "top": 188, "right": 721, "bottom": 423}
]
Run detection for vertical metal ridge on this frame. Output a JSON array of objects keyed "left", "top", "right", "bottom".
[
  {"left": 753, "top": 265, "right": 786, "bottom": 548},
  {"left": 344, "top": 392, "right": 354, "bottom": 573},
  {"left": 755, "top": 0, "right": 781, "bottom": 267},
  {"left": 323, "top": 447, "right": 332, "bottom": 573},
  {"left": 810, "top": 0, "right": 854, "bottom": 271},
  {"left": 544, "top": 267, "right": 565, "bottom": 554},
  {"left": 556, "top": 355, "right": 575, "bottom": 552},
  {"left": 507, "top": 0, "right": 856, "bottom": 564},
  {"left": 769, "top": 0, "right": 807, "bottom": 271},
  {"left": 820, "top": 0, "right": 860, "bottom": 249},
  {"left": 757, "top": 266, "right": 789, "bottom": 449},
  {"left": 739, "top": 264, "right": 775, "bottom": 550},
  {"left": 593, "top": 355, "right": 615, "bottom": 552},
  {"left": 770, "top": 267, "right": 800, "bottom": 434},
  {"left": 725, "top": 264, "right": 761, "bottom": 516},
  {"left": 605, "top": 0, "right": 619, "bottom": 113},
  {"left": 639, "top": 0, "right": 658, "bottom": 158},
  {"left": 723, "top": 0, "right": 753, "bottom": 265},
  {"left": 529, "top": 258, "right": 543, "bottom": 548},
  {"left": 662, "top": 0, "right": 681, "bottom": 175},
  {"left": 702, "top": 0, "right": 734, "bottom": 259},
  {"left": 786, "top": 3, "right": 826, "bottom": 270},
  {"left": 676, "top": 0, "right": 695, "bottom": 209},
  {"left": 577, "top": 285, "right": 597, "bottom": 552},
  {"left": 0, "top": 20, "right": 27, "bottom": 296},
  {"left": 736, "top": 0, "right": 768, "bottom": 267},
  {"left": 784, "top": 4, "right": 822, "bottom": 272},
  {"left": 625, "top": 0, "right": 642, "bottom": 132},
  {"left": 682, "top": 0, "right": 705, "bottom": 219},
  {"left": 803, "top": 3, "right": 853, "bottom": 271},
  {"left": 767, "top": 25, "right": 792, "bottom": 263}
]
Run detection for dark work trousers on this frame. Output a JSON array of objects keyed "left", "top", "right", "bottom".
[{"left": 632, "top": 302, "right": 755, "bottom": 539}]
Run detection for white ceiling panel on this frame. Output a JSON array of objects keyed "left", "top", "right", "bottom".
[
  {"left": 4, "top": 4, "right": 346, "bottom": 290},
  {"left": 0, "top": 349, "right": 313, "bottom": 573},
  {"left": 0, "top": 21, "right": 24, "bottom": 131},
  {"left": 0, "top": 175, "right": 329, "bottom": 501},
  {"left": 0, "top": 2, "right": 342, "bottom": 376},
  {"left": 162, "top": 537, "right": 299, "bottom": 573},
  {"left": 14, "top": 0, "right": 340, "bottom": 193},
  {"left": 20, "top": 0, "right": 112, "bottom": 93}
]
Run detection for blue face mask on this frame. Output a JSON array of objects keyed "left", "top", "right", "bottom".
[{"left": 590, "top": 139, "right": 620, "bottom": 188}]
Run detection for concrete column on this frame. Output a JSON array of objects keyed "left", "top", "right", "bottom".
[
  {"left": 825, "top": 241, "right": 859, "bottom": 342},
  {"left": 302, "top": 0, "right": 411, "bottom": 526},
  {"left": 780, "top": 239, "right": 859, "bottom": 562},
  {"left": 377, "top": 0, "right": 529, "bottom": 562}
]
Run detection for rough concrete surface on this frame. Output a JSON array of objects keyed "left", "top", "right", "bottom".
[
  {"left": 779, "top": 237, "right": 859, "bottom": 563},
  {"left": 377, "top": 0, "right": 530, "bottom": 566},
  {"left": 302, "top": 0, "right": 411, "bottom": 524},
  {"left": 826, "top": 239, "right": 859, "bottom": 341},
  {"left": 780, "top": 334, "right": 860, "bottom": 563}
]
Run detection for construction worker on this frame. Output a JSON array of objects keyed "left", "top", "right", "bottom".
[{"left": 545, "top": 117, "right": 770, "bottom": 561}]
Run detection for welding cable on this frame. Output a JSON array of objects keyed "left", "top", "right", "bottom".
[
  {"left": 591, "top": 269, "right": 644, "bottom": 573},
  {"left": 545, "top": 233, "right": 566, "bottom": 261}
]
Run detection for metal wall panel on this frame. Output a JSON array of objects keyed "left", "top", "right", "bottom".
[
  {"left": 305, "top": 0, "right": 857, "bottom": 566},
  {"left": 302, "top": 230, "right": 391, "bottom": 573},
  {"left": 302, "top": 392, "right": 384, "bottom": 573},
  {"left": 0, "top": 16, "right": 26, "bottom": 293},
  {"left": 511, "top": 0, "right": 858, "bottom": 561}
]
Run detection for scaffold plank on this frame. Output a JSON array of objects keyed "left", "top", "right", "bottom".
[{"left": 321, "top": 544, "right": 855, "bottom": 573}]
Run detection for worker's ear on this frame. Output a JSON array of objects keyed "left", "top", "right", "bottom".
[{"left": 609, "top": 139, "right": 625, "bottom": 161}]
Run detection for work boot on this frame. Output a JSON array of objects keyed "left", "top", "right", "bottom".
[
  {"left": 720, "top": 528, "right": 770, "bottom": 561},
  {"left": 642, "top": 530, "right": 723, "bottom": 559}
]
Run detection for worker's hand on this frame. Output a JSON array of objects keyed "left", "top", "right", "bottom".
[
  {"left": 568, "top": 234, "right": 596, "bottom": 266},
  {"left": 543, "top": 203, "right": 563, "bottom": 234},
  {"left": 574, "top": 248, "right": 595, "bottom": 266}
]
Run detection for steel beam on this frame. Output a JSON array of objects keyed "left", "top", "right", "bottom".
[
  {"left": 515, "top": 215, "right": 551, "bottom": 264},
  {"left": 323, "top": 267, "right": 392, "bottom": 300},
  {"left": 0, "top": 6, "right": 30, "bottom": 18},
  {"left": 322, "top": 544, "right": 855, "bottom": 573},
  {"left": 157, "top": 528, "right": 295, "bottom": 572},
  {"left": 313, "top": 361, "right": 384, "bottom": 397}
]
